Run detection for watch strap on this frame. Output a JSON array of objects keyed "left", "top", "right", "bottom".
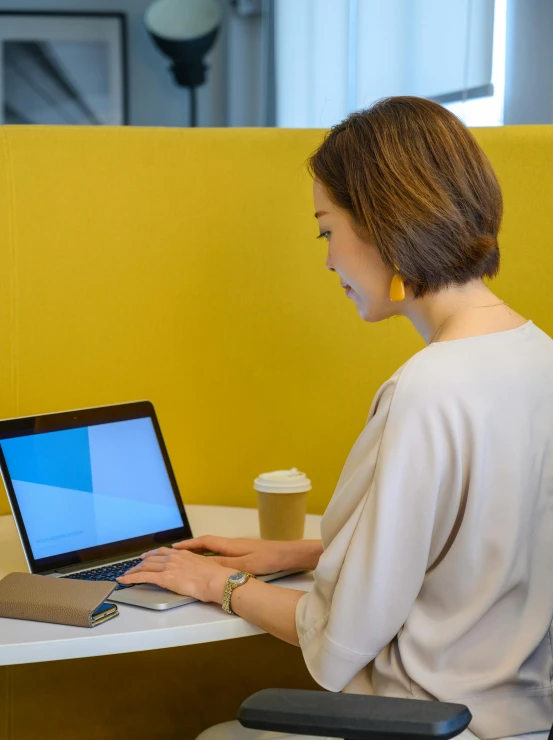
[{"left": 222, "top": 571, "right": 256, "bottom": 615}]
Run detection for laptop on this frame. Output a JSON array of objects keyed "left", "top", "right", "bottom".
[{"left": 0, "top": 401, "right": 304, "bottom": 610}]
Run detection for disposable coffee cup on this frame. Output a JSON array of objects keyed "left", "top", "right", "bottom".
[{"left": 254, "top": 467, "right": 311, "bottom": 540}]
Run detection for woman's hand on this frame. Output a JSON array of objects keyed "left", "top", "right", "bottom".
[
  {"left": 116, "top": 547, "right": 237, "bottom": 603},
  {"left": 171, "top": 534, "right": 296, "bottom": 575}
]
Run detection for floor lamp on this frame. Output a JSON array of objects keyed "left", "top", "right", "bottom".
[{"left": 145, "top": 0, "right": 222, "bottom": 127}]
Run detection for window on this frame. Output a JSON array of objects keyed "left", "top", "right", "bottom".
[
  {"left": 275, "top": 0, "right": 501, "bottom": 128},
  {"left": 444, "top": 0, "right": 507, "bottom": 126}
]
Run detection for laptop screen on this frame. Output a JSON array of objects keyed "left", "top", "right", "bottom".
[{"left": 0, "top": 402, "right": 193, "bottom": 573}]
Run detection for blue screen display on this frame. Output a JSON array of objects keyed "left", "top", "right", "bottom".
[{"left": 0, "top": 417, "right": 184, "bottom": 560}]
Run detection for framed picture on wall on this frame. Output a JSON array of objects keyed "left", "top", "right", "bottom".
[{"left": 0, "top": 11, "right": 128, "bottom": 125}]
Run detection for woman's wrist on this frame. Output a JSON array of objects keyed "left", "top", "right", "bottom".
[
  {"left": 207, "top": 540, "right": 322, "bottom": 605},
  {"left": 287, "top": 539, "right": 323, "bottom": 571},
  {"left": 206, "top": 566, "right": 239, "bottom": 604}
]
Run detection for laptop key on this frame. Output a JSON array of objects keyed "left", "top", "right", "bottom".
[
  {"left": 62, "top": 574, "right": 134, "bottom": 589},
  {"left": 61, "top": 558, "right": 143, "bottom": 588}
]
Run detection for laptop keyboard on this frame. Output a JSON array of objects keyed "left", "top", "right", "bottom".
[{"left": 62, "top": 558, "right": 143, "bottom": 590}]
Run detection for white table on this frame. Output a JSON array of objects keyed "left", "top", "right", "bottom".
[{"left": 0, "top": 505, "right": 320, "bottom": 666}]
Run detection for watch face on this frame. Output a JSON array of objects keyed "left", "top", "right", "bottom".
[{"left": 229, "top": 572, "right": 247, "bottom": 585}]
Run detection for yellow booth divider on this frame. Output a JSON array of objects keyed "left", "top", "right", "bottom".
[{"left": 0, "top": 125, "right": 552, "bottom": 518}]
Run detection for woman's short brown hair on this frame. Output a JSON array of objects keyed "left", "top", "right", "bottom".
[{"left": 308, "top": 96, "right": 502, "bottom": 298}]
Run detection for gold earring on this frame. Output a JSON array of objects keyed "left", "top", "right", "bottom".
[{"left": 389, "top": 264, "right": 405, "bottom": 302}]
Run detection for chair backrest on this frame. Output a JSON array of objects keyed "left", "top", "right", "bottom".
[{"left": 0, "top": 125, "right": 553, "bottom": 517}]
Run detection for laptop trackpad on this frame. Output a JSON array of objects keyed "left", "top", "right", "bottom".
[{"left": 109, "top": 583, "right": 196, "bottom": 610}]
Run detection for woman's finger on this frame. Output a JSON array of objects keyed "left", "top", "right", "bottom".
[
  {"left": 141, "top": 546, "right": 172, "bottom": 559},
  {"left": 140, "top": 554, "right": 171, "bottom": 564},
  {"left": 125, "top": 561, "right": 166, "bottom": 574},
  {"left": 125, "top": 555, "right": 168, "bottom": 573},
  {"left": 117, "top": 571, "right": 172, "bottom": 589},
  {"left": 173, "top": 535, "right": 219, "bottom": 552}
]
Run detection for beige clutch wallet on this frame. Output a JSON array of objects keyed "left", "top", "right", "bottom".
[{"left": 0, "top": 572, "right": 119, "bottom": 627}]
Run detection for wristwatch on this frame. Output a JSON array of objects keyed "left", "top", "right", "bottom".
[{"left": 222, "top": 571, "right": 256, "bottom": 615}]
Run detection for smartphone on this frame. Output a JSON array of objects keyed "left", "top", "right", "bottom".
[{"left": 91, "top": 601, "right": 118, "bottom": 626}]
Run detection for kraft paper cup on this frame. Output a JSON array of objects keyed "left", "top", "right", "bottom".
[{"left": 254, "top": 467, "right": 311, "bottom": 540}]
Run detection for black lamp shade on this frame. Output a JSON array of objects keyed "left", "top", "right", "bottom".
[{"left": 149, "top": 26, "right": 220, "bottom": 87}]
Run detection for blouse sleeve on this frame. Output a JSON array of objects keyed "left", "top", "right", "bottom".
[{"left": 295, "top": 359, "right": 463, "bottom": 691}]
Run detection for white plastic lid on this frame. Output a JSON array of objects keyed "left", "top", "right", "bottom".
[{"left": 253, "top": 467, "right": 311, "bottom": 494}]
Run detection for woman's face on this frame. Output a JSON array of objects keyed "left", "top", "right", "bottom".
[{"left": 313, "top": 179, "right": 399, "bottom": 322}]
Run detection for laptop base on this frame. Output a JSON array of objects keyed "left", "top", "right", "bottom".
[
  {"left": 108, "top": 569, "right": 305, "bottom": 610},
  {"left": 109, "top": 583, "right": 195, "bottom": 610}
]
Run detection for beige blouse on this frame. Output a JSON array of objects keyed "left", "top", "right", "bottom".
[{"left": 296, "top": 321, "right": 553, "bottom": 740}]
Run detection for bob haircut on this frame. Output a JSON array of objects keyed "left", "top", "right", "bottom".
[{"left": 308, "top": 96, "right": 502, "bottom": 298}]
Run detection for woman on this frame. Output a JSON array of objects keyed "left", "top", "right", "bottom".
[{"left": 118, "top": 97, "right": 553, "bottom": 740}]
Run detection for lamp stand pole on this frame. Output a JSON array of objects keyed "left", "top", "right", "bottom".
[
  {"left": 170, "top": 60, "right": 205, "bottom": 127},
  {"left": 188, "top": 86, "right": 198, "bottom": 127}
]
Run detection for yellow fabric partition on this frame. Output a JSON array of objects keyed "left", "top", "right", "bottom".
[{"left": 0, "top": 125, "right": 552, "bottom": 518}]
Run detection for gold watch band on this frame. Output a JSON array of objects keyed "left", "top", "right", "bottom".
[{"left": 222, "top": 572, "right": 256, "bottom": 615}]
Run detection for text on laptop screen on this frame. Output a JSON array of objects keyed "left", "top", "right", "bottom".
[{"left": 0, "top": 417, "right": 184, "bottom": 560}]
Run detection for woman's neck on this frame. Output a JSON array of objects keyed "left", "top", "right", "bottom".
[{"left": 402, "top": 280, "right": 518, "bottom": 345}]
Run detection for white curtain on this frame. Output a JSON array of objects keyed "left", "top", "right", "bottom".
[{"left": 275, "top": 0, "right": 495, "bottom": 128}]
